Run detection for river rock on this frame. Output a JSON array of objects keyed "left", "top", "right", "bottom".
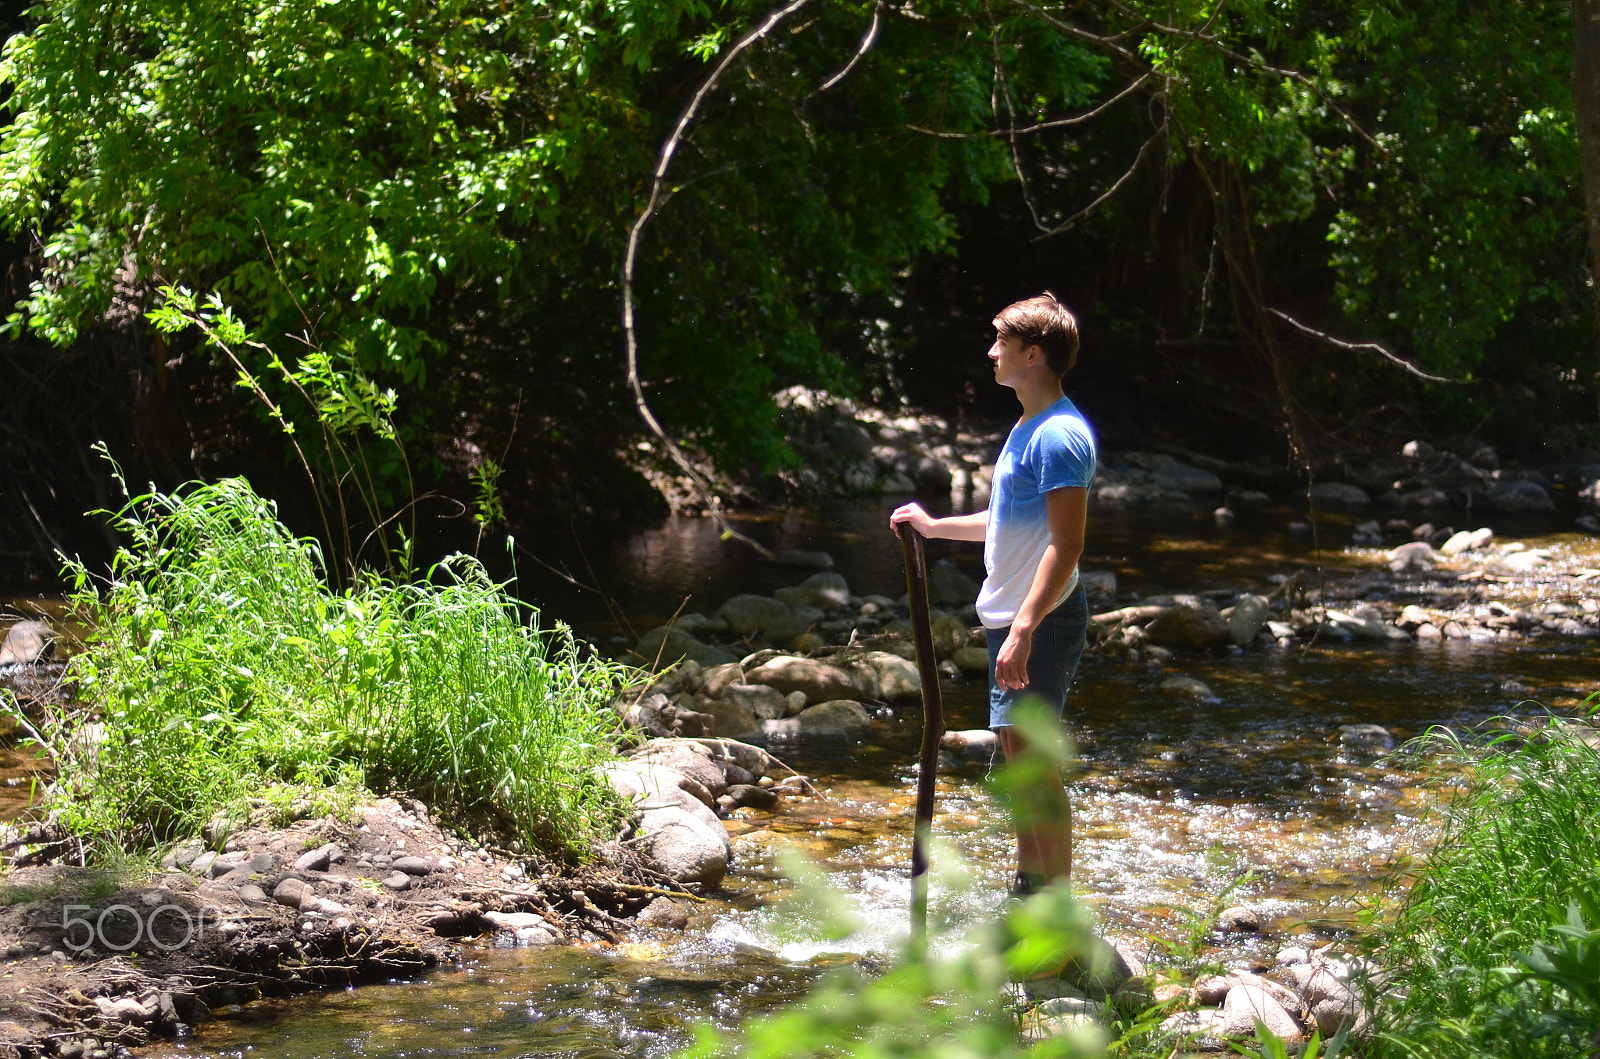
[
  {"left": 716, "top": 595, "right": 793, "bottom": 637},
  {"left": 765, "top": 548, "right": 834, "bottom": 570},
  {"left": 484, "top": 910, "right": 560, "bottom": 946},
  {"left": 1080, "top": 570, "right": 1117, "bottom": 607},
  {"left": 1485, "top": 479, "right": 1554, "bottom": 512},
  {"left": 745, "top": 656, "right": 866, "bottom": 702},
  {"left": 674, "top": 613, "right": 728, "bottom": 638},
  {"left": 719, "top": 683, "right": 790, "bottom": 721},
  {"left": 1229, "top": 594, "right": 1270, "bottom": 646},
  {"left": 1160, "top": 675, "right": 1218, "bottom": 701},
  {"left": 1058, "top": 934, "right": 1137, "bottom": 1000},
  {"left": 861, "top": 651, "right": 921, "bottom": 700},
  {"left": 1440, "top": 527, "right": 1493, "bottom": 556},
  {"left": 636, "top": 897, "right": 691, "bottom": 930},
  {"left": 757, "top": 605, "right": 821, "bottom": 648},
  {"left": 689, "top": 737, "right": 775, "bottom": 779},
  {"left": 0, "top": 621, "right": 55, "bottom": 666},
  {"left": 634, "top": 625, "right": 737, "bottom": 667},
  {"left": 940, "top": 729, "right": 1000, "bottom": 760},
  {"left": 774, "top": 572, "right": 850, "bottom": 610},
  {"left": 1325, "top": 609, "right": 1392, "bottom": 641},
  {"left": 949, "top": 646, "right": 989, "bottom": 674},
  {"left": 763, "top": 699, "right": 873, "bottom": 739},
  {"left": 1310, "top": 481, "right": 1370, "bottom": 507},
  {"left": 1221, "top": 980, "right": 1301, "bottom": 1040},
  {"left": 1338, "top": 723, "right": 1393, "bottom": 748},
  {"left": 631, "top": 743, "right": 730, "bottom": 799},
  {"left": 1194, "top": 973, "right": 1233, "bottom": 1005},
  {"left": 722, "top": 783, "right": 777, "bottom": 810},
  {"left": 1497, "top": 548, "right": 1551, "bottom": 574},
  {"left": 637, "top": 806, "right": 728, "bottom": 888},
  {"left": 1387, "top": 540, "right": 1436, "bottom": 573},
  {"left": 1216, "top": 905, "right": 1261, "bottom": 932},
  {"left": 927, "top": 560, "right": 980, "bottom": 606},
  {"left": 1162, "top": 1009, "right": 1226, "bottom": 1036},
  {"left": 1581, "top": 478, "right": 1600, "bottom": 509},
  {"left": 294, "top": 843, "right": 342, "bottom": 873},
  {"left": 272, "top": 878, "right": 307, "bottom": 908},
  {"left": 1152, "top": 457, "right": 1223, "bottom": 494},
  {"left": 701, "top": 663, "right": 745, "bottom": 699},
  {"left": 928, "top": 613, "right": 969, "bottom": 657},
  {"left": 1145, "top": 597, "right": 1229, "bottom": 650}
]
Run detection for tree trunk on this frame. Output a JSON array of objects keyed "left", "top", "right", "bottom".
[{"left": 1574, "top": 0, "right": 1600, "bottom": 418}]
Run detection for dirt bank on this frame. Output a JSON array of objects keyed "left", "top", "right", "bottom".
[{"left": 0, "top": 796, "right": 697, "bottom": 1059}]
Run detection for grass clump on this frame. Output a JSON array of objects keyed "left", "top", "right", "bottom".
[
  {"left": 35, "top": 475, "right": 633, "bottom": 861},
  {"left": 1367, "top": 716, "right": 1600, "bottom": 1058}
]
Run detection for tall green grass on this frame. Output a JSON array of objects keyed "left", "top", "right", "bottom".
[
  {"left": 1367, "top": 717, "right": 1600, "bottom": 1058},
  {"left": 37, "top": 475, "right": 632, "bottom": 860}
]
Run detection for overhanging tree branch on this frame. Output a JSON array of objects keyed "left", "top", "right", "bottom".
[
  {"left": 1266, "top": 308, "right": 1465, "bottom": 383},
  {"left": 621, "top": 0, "right": 817, "bottom": 556}
]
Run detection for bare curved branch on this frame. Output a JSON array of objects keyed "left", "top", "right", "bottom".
[
  {"left": 622, "top": 1, "right": 819, "bottom": 557},
  {"left": 818, "top": 0, "right": 883, "bottom": 92},
  {"left": 906, "top": 70, "right": 1152, "bottom": 139},
  {"left": 1266, "top": 308, "right": 1464, "bottom": 383},
  {"left": 1027, "top": 125, "right": 1163, "bottom": 239}
]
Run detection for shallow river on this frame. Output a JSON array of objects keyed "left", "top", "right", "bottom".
[{"left": 88, "top": 497, "right": 1600, "bottom": 1057}]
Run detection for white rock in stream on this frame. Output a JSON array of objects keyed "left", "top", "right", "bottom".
[
  {"left": 636, "top": 805, "right": 728, "bottom": 888},
  {"left": 1221, "top": 980, "right": 1300, "bottom": 1040}
]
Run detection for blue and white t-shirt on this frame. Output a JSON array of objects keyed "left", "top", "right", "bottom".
[{"left": 976, "top": 396, "right": 1096, "bottom": 629}]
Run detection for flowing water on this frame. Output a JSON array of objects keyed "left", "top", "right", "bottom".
[{"left": 15, "top": 497, "right": 1595, "bottom": 1058}]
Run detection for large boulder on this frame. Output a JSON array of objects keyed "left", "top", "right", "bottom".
[
  {"left": 1220, "top": 980, "right": 1301, "bottom": 1040},
  {"left": 1145, "top": 597, "right": 1229, "bottom": 650},
  {"left": 1229, "top": 594, "right": 1270, "bottom": 646},
  {"left": 1311, "top": 481, "right": 1371, "bottom": 507},
  {"left": 861, "top": 651, "right": 921, "bottom": 701},
  {"left": 927, "top": 560, "right": 980, "bottom": 606},
  {"left": 929, "top": 613, "right": 969, "bottom": 657},
  {"left": 715, "top": 595, "right": 793, "bottom": 637},
  {"left": 0, "top": 621, "right": 55, "bottom": 666},
  {"left": 718, "top": 683, "right": 790, "bottom": 721},
  {"left": 603, "top": 761, "right": 715, "bottom": 809},
  {"left": 774, "top": 572, "right": 850, "bottom": 610},
  {"left": 628, "top": 741, "right": 729, "bottom": 798},
  {"left": 745, "top": 656, "right": 867, "bottom": 702},
  {"left": 1152, "top": 458, "right": 1222, "bottom": 494},
  {"left": 1080, "top": 570, "right": 1117, "bottom": 608},
  {"left": 637, "top": 806, "right": 728, "bottom": 888},
  {"left": 699, "top": 696, "right": 763, "bottom": 740},
  {"left": 763, "top": 699, "right": 873, "bottom": 739},
  {"left": 1485, "top": 479, "right": 1554, "bottom": 512},
  {"left": 761, "top": 605, "right": 825, "bottom": 647},
  {"left": 634, "top": 626, "right": 738, "bottom": 667}
]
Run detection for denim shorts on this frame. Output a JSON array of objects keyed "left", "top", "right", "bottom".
[{"left": 987, "top": 586, "right": 1089, "bottom": 728}]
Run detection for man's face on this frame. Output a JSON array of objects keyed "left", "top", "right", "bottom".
[{"left": 988, "top": 329, "right": 1031, "bottom": 389}]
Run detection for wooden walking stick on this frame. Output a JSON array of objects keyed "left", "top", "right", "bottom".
[{"left": 897, "top": 523, "right": 946, "bottom": 961}]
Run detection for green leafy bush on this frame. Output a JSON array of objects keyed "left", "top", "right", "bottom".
[
  {"left": 37, "top": 474, "right": 632, "bottom": 859},
  {"left": 1368, "top": 717, "right": 1600, "bottom": 1058}
]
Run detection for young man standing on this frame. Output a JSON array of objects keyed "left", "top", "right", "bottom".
[{"left": 889, "top": 291, "right": 1094, "bottom": 897}]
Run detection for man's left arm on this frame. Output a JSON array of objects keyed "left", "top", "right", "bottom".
[{"left": 992, "top": 486, "right": 1089, "bottom": 691}]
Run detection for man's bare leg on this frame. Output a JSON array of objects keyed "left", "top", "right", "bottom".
[{"left": 999, "top": 725, "right": 1072, "bottom": 886}]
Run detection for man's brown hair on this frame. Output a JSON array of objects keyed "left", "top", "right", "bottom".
[{"left": 994, "top": 291, "right": 1080, "bottom": 376}]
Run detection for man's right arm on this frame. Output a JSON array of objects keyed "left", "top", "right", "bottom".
[{"left": 889, "top": 503, "right": 988, "bottom": 542}]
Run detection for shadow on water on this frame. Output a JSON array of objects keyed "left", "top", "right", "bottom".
[{"left": 78, "top": 498, "right": 1600, "bottom": 1057}]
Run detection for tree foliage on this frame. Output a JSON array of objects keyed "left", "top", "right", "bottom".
[{"left": 0, "top": 0, "right": 1588, "bottom": 552}]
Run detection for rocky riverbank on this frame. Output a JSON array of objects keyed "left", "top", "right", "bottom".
[{"left": 654, "top": 387, "right": 1600, "bottom": 536}]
